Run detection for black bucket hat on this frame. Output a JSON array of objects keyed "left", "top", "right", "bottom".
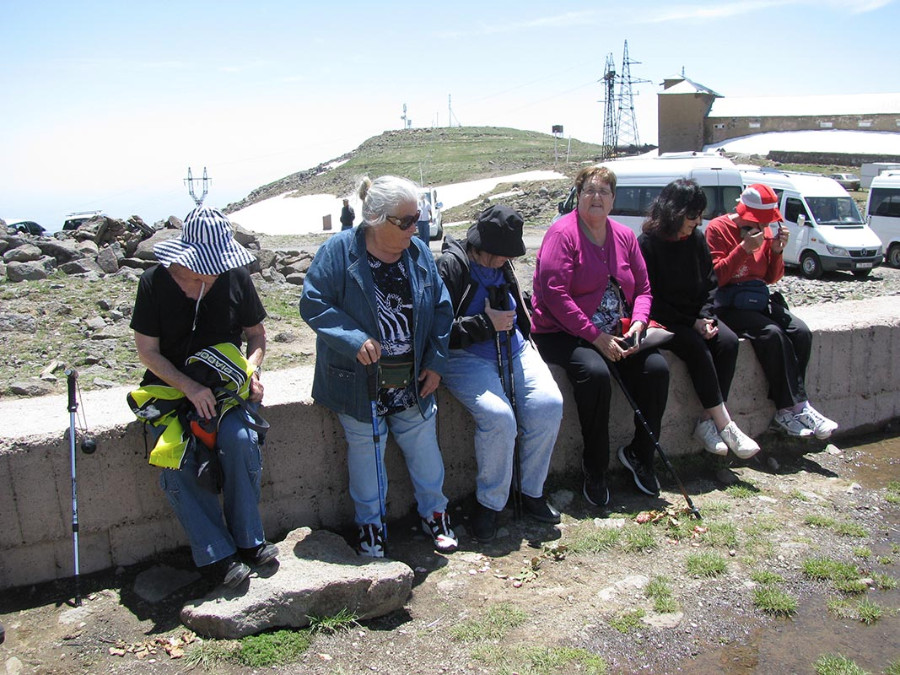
[{"left": 466, "top": 205, "right": 526, "bottom": 258}]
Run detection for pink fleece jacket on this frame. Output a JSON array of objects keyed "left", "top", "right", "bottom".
[{"left": 530, "top": 210, "right": 652, "bottom": 343}]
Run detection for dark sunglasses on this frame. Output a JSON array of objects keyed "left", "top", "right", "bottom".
[{"left": 385, "top": 210, "right": 420, "bottom": 230}]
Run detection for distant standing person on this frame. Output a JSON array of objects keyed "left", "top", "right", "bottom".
[
  {"left": 639, "top": 179, "right": 759, "bottom": 459},
  {"left": 340, "top": 198, "right": 355, "bottom": 230},
  {"left": 417, "top": 195, "right": 432, "bottom": 243},
  {"left": 706, "top": 183, "right": 838, "bottom": 439}
]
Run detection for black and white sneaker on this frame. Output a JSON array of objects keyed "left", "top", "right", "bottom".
[
  {"left": 421, "top": 511, "right": 458, "bottom": 553},
  {"left": 618, "top": 445, "right": 660, "bottom": 497},
  {"left": 207, "top": 554, "right": 250, "bottom": 589},
  {"left": 357, "top": 523, "right": 385, "bottom": 558},
  {"left": 238, "top": 541, "right": 279, "bottom": 567},
  {"left": 583, "top": 470, "right": 609, "bottom": 507}
]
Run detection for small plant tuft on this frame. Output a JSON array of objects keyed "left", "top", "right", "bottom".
[
  {"left": 645, "top": 576, "right": 678, "bottom": 614},
  {"left": 685, "top": 552, "right": 727, "bottom": 577},
  {"left": 449, "top": 603, "right": 527, "bottom": 642},
  {"left": 307, "top": 608, "right": 359, "bottom": 634},
  {"left": 237, "top": 629, "right": 312, "bottom": 668},
  {"left": 725, "top": 482, "right": 760, "bottom": 499},
  {"left": 814, "top": 653, "right": 869, "bottom": 675},
  {"left": 609, "top": 609, "right": 646, "bottom": 633},
  {"left": 752, "top": 587, "right": 798, "bottom": 616},
  {"left": 751, "top": 570, "right": 784, "bottom": 585},
  {"left": 621, "top": 526, "right": 657, "bottom": 553}
]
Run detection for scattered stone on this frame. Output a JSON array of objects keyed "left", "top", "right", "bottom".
[
  {"left": 92, "top": 378, "right": 118, "bottom": 389},
  {"left": 3, "top": 243, "right": 42, "bottom": 263},
  {"left": 7, "top": 259, "right": 53, "bottom": 281},
  {"left": 5, "top": 656, "right": 23, "bottom": 675},
  {"left": 593, "top": 517, "right": 625, "bottom": 529},
  {"left": 550, "top": 489, "right": 575, "bottom": 510},
  {"left": 825, "top": 444, "right": 842, "bottom": 455},
  {"left": 85, "top": 317, "right": 107, "bottom": 331},
  {"left": 642, "top": 611, "right": 684, "bottom": 629},
  {"left": 0, "top": 313, "right": 37, "bottom": 333},
  {"left": 757, "top": 495, "right": 778, "bottom": 503},
  {"left": 272, "top": 331, "right": 296, "bottom": 343},
  {"left": 58, "top": 605, "right": 93, "bottom": 625},
  {"left": 133, "top": 565, "right": 201, "bottom": 604},
  {"left": 180, "top": 528, "right": 413, "bottom": 639},
  {"left": 8, "top": 381, "right": 54, "bottom": 396},
  {"left": 846, "top": 482, "right": 862, "bottom": 493}
]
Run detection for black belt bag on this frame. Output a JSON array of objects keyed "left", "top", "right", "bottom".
[{"left": 378, "top": 355, "right": 414, "bottom": 389}]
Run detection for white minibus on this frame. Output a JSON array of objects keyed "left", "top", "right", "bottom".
[
  {"left": 739, "top": 168, "right": 883, "bottom": 279},
  {"left": 866, "top": 171, "right": 900, "bottom": 268},
  {"left": 556, "top": 152, "right": 744, "bottom": 235}
]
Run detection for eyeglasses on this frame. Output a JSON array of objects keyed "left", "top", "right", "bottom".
[
  {"left": 685, "top": 211, "right": 703, "bottom": 221},
  {"left": 581, "top": 188, "right": 613, "bottom": 198},
  {"left": 385, "top": 210, "right": 420, "bottom": 230}
]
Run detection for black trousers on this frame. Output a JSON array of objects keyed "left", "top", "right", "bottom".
[
  {"left": 664, "top": 321, "right": 739, "bottom": 410},
  {"left": 533, "top": 332, "right": 669, "bottom": 475},
  {"left": 714, "top": 304, "right": 812, "bottom": 410}
]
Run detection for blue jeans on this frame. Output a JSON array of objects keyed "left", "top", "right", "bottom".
[
  {"left": 442, "top": 342, "right": 563, "bottom": 512},
  {"left": 338, "top": 401, "right": 448, "bottom": 526},
  {"left": 158, "top": 405, "right": 265, "bottom": 567},
  {"left": 417, "top": 220, "right": 430, "bottom": 242}
]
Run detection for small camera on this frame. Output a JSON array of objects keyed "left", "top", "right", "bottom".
[{"left": 620, "top": 333, "right": 641, "bottom": 350}]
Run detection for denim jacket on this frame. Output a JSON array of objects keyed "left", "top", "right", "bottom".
[{"left": 300, "top": 225, "right": 452, "bottom": 422}]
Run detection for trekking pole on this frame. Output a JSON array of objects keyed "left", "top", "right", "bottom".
[
  {"left": 607, "top": 362, "right": 701, "bottom": 519},
  {"left": 365, "top": 363, "right": 388, "bottom": 548},
  {"left": 505, "top": 329, "right": 523, "bottom": 520},
  {"left": 65, "top": 368, "right": 83, "bottom": 606}
]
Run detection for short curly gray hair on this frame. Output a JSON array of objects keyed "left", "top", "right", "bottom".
[{"left": 357, "top": 175, "right": 419, "bottom": 226}]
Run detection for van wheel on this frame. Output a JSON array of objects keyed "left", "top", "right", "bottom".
[
  {"left": 800, "top": 251, "right": 823, "bottom": 279},
  {"left": 888, "top": 244, "right": 900, "bottom": 268}
]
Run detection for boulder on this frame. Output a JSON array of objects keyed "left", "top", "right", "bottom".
[
  {"left": 59, "top": 258, "right": 104, "bottom": 275},
  {"left": 75, "top": 240, "right": 100, "bottom": 257},
  {"left": 285, "top": 272, "right": 305, "bottom": 286},
  {"left": 3, "top": 244, "right": 43, "bottom": 263},
  {"left": 134, "top": 230, "right": 180, "bottom": 261},
  {"left": 96, "top": 243, "right": 123, "bottom": 274},
  {"left": 36, "top": 239, "right": 83, "bottom": 264},
  {"left": 179, "top": 527, "right": 413, "bottom": 639},
  {"left": 119, "top": 258, "right": 156, "bottom": 271},
  {"left": 6, "top": 257, "right": 55, "bottom": 281}
]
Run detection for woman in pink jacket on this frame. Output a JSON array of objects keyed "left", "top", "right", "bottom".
[{"left": 531, "top": 166, "right": 669, "bottom": 508}]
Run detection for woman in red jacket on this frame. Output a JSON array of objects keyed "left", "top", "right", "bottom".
[{"left": 705, "top": 183, "right": 837, "bottom": 439}]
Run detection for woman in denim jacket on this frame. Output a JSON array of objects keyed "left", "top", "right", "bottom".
[{"left": 300, "top": 175, "right": 456, "bottom": 558}]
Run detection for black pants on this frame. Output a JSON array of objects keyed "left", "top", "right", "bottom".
[
  {"left": 664, "top": 321, "right": 739, "bottom": 410},
  {"left": 533, "top": 332, "right": 669, "bottom": 475},
  {"left": 714, "top": 305, "right": 811, "bottom": 410}
]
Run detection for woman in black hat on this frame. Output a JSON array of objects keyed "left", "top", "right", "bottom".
[{"left": 437, "top": 205, "right": 563, "bottom": 543}]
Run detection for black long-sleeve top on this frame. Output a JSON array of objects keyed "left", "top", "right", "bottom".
[{"left": 637, "top": 228, "right": 718, "bottom": 327}]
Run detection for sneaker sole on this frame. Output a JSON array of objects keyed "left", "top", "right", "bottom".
[
  {"left": 582, "top": 481, "right": 609, "bottom": 507},
  {"left": 771, "top": 421, "right": 814, "bottom": 438},
  {"left": 617, "top": 446, "right": 660, "bottom": 497},
  {"left": 692, "top": 431, "right": 728, "bottom": 456}
]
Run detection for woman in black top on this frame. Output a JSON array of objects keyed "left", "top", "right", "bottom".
[{"left": 638, "top": 179, "right": 759, "bottom": 459}]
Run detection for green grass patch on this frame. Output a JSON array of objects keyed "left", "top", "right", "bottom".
[
  {"left": 826, "top": 597, "right": 856, "bottom": 619},
  {"left": 814, "top": 653, "right": 869, "bottom": 675},
  {"left": 878, "top": 555, "right": 895, "bottom": 565},
  {"left": 802, "top": 557, "right": 860, "bottom": 582},
  {"left": 833, "top": 522, "right": 869, "bottom": 538},
  {"left": 472, "top": 644, "right": 607, "bottom": 675},
  {"left": 699, "top": 499, "right": 731, "bottom": 514},
  {"left": 565, "top": 524, "right": 622, "bottom": 554},
  {"left": 236, "top": 629, "right": 312, "bottom": 668},
  {"left": 450, "top": 603, "right": 528, "bottom": 642},
  {"left": 725, "top": 481, "right": 760, "bottom": 499},
  {"left": 750, "top": 570, "right": 784, "bottom": 585},
  {"left": 620, "top": 526, "right": 657, "bottom": 553},
  {"left": 872, "top": 573, "right": 898, "bottom": 590},
  {"left": 645, "top": 576, "right": 678, "bottom": 614},
  {"left": 685, "top": 552, "right": 727, "bottom": 577},
  {"left": 852, "top": 546, "right": 872, "bottom": 559},
  {"left": 790, "top": 489, "right": 811, "bottom": 502},
  {"left": 307, "top": 608, "right": 359, "bottom": 634},
  {"left": 702, "top": 522, "right": 739, "bottom": 549},
  {"left": 752, "top": 587, "right": 798, "bottom": 616},
  {"left": 885, "top": 659, "right": 900, "bottom": 675},
  {"left": 856, "top": 598, "right": 884, "bottom": 625},
  {"left": 805, "top": 514, "right": 837, "bottom": 528},
  {"left": 184, "top": 640, "right": 240, "bottom": 669},
  {"left": 834, "top": 578, "right": 869, "bottom": 594},
  {"left": 609, "top": 609, "right": 646, "bottom": 633}
]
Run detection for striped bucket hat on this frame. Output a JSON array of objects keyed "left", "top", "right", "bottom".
[{"left": 153, "top": 207, "right": 254, "bottom": 275}]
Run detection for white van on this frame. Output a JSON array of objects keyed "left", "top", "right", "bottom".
[
  {"left": 739, "top": 168, "right": 883, "bottom": 279},
  {"left": 417, "top": 188, "right": 443, "bottom": 241},
  {"left": 557, "top": 152, "right": 744, "bottom": 235},
  {"left": 866, "top": 171, "right": 900, "bottom": 268}
]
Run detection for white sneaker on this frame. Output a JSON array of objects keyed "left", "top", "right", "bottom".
[
  {"left": 772, "top": 409, "right": 814, "bottom": 438},
  {"left": 795, "top": 404, "right": 838, "bottom": 440},
  {"left": 693, "top": 418, "right": 727, "bottom": 455},
  {"left": 719, "top": 421, "right": 760, "bottom": 459}
]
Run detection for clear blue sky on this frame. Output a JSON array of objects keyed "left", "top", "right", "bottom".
[{"left": 2, "top": 0, "right": 898, "bottom": 230}]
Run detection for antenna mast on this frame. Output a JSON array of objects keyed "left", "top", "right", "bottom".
[
  {"left": 617, "top": 40, "right": 649, "bottom": 150},
  {"left": 600, "top": 53, "right": 618, "bottom": 161},
  {"left": 448, "top": 94, "right": 461, "bottom": 127},
  {"left": 401, "top": 103, "right": 412, "bottom": 129},
  {"left": 184, "top": 167, "right": 210, "bottom": 207}
]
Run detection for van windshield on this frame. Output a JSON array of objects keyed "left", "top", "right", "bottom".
[{"left": 806, "top": 197, "right": 863, "bottom": 225}]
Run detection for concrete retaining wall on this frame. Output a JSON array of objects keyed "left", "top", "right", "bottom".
[{"left": 1, "top": 297, "right": 898, "bottom": 590}]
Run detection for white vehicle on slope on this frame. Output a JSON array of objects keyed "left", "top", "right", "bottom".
[
  {"left": 739, "top": 168, "right": 883, "bottom": 279},
  {"left": 866, "top": 171, "right": 900, "bottom": 268}
]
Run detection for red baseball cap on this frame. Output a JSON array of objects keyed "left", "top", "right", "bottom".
[{"left": 736, "top": 183, "right": 783, "bottom": 224}]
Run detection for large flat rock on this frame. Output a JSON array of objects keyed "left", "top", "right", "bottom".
[{"left": 179, "top": 527, "right": 413, "bottom": 639}]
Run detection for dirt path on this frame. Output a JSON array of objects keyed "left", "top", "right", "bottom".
[{"left": 2, "top": 431, "right": 898, "bottom": 674}]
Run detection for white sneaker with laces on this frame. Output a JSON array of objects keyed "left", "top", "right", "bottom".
[
  {"left": 693, "top": 418, "right": 727, "bottom": 455},
  {"left": 421, "top": 511, "right": 458, "bottom": 553},
  {"left": 357, "top": 524, "right": 385, "bottom": 558},
  {"left": 795, "top": 404, "right": 838, "bottom": 440},
  {"left": 719, "top": 421, "right": 761, "bottom": 459},
  {"left": 772, "top": 409, "right": 814, "bottom": 438}
]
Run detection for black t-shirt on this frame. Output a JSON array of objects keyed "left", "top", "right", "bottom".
[{"left": 130, "top": 264, "right": 266, "bottom": 385}]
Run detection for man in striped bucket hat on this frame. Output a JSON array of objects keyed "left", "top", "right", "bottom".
[{"left": 129, "top": 206, "right": 278, "bottom": 589}]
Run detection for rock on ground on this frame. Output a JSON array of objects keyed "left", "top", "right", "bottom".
[{"left": 179, "top": 527, "right": 413, "bottom": 639}]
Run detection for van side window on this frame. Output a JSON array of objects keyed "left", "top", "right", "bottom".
[
  {"left": 783, "top": 198, "right": 808, "bottom": 224},
  {"left": 870, "top": 188, "right": 900, "bottom": 217},
  {"left": 610, "top": 187, "right": 661, "bottom": 218}
]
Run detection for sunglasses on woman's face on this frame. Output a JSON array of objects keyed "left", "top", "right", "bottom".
[{"left": 385, "top": 210, "right": 420, "bottom": 230}]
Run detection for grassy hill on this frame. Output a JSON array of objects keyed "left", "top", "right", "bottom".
[{"left": 224, "top": 126, "right": 606, "bottom": 213}]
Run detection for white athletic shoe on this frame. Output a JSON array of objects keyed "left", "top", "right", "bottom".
[
  {"left": 795, "top": 404, "right": 838, "bottom": 440},
  {"left": 693, "top": 418, "right": 727, "bottom": 455},
  {"left": 719, "top": 421, "right": 761, "bottom": 459},
  {"left": 772, "top": 409, "right": 814, "bottom": 438}
]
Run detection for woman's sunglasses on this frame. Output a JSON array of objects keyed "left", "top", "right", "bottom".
[{"left": 385, "top": 210, "right": 420, "bottom": 230}]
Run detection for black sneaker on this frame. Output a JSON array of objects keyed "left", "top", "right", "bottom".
[
  {"left": 521, "top": 495, "right": 561, "bottom": 524},
  {"left": 618, "top": 445, "right": 660, "bottom": 497},
  {"left": 210, "top": 555, "right": 251, "bottom": 589},
  {"left": 421, "top": 511, "right": 459, "bottom": 553},
  {"left": 472, "top": 503, "right": 499, "bottom": 543},
  {"left": 357, "top": 523, "right": 385, "bottom": 558},
  {"left": 583, "top": 470, "right": 609, "bottom": 507},
  {"left": 238, "top": 541, "right": 279, "bottom": 567}
]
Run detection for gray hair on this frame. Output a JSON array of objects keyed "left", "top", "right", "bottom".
[{"left": 357, "top": 175, "right": 419, "bottom": 226}]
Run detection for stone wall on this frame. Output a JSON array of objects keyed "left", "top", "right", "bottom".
[{"left": 1, "top": 298, "right": 898, "bottom": 590}]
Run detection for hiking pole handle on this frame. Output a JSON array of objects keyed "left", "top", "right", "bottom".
[{"left": 65, "top": 368, "right": 78, "bottom": 413}]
